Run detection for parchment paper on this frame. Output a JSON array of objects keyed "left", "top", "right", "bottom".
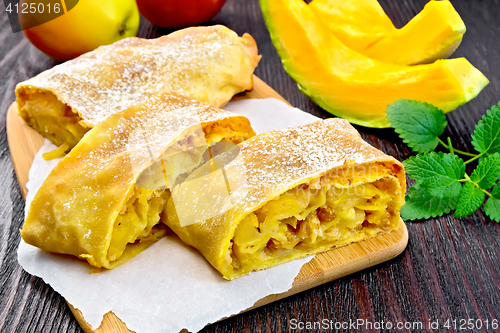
[{"left": 17, "top": 98, "right": 320, "bottom": 333}]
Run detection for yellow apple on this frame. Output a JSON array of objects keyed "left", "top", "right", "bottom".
[{"left": 19, "top": 0, "right": 140, "bottom": 61}]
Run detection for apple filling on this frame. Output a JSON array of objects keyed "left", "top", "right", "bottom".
[
  {"left": 229, "top": 173, "right": 404, "bottom": 277},
  {"left": 101, "top": 188, "right": 171, "bottom": 267},
  {"left": 92, "top": 120, "right": 253, "bottom": 268},
  {"left": 17, "top": 87, "right": 89, "bottom": 152}
]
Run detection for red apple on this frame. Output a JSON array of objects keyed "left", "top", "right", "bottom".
[{"left": 136, "top": 0, "right": 227, "bottom": 28}]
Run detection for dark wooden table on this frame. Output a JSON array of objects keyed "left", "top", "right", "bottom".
[{"left": 1, "top": 0, "right": 500, "bottom": 332}]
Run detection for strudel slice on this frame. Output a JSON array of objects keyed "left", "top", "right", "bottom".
[
  {"left": 21, "top": 92, "right": 255, "bottom": 269},
  {"left": 16, "top": 25, "right": 260, "bottom": 151},
  {"left": 165, "top": 119, "right": 405, "bottom": 279}
]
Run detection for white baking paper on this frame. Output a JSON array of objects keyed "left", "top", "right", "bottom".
[{"left": 17, "top": 98, "right": 320, "bottom": 333}]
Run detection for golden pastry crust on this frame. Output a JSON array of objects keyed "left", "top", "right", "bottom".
[
  {"left": 15, "top": 25, "right": 261, "bottom": 149},
  {"left": 165, "top": 119, "right": 406, "bottom": 279},
  {"left": 21, "top": 92, "right": 255, "bottom": 269}
]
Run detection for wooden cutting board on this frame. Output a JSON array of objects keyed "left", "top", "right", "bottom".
[{"left": 7, "top": 75, "right": 408, "bottom": 333}]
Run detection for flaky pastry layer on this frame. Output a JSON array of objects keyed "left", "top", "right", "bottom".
[{"left": 16, "top": 25, "right": 260, "bottom": 151}]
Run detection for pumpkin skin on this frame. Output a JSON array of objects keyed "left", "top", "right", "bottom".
[
  {"left": 310, "top": 0, "right": 465, "bottom": 66},
  {"left": 260, "top": 0, "right": 488, "bottom": 128}
]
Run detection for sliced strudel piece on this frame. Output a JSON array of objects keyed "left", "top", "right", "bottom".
[
  {"left": 165, "top": 119, "right": 405, "bottom": 279},
  {"left": 21, "top": 92, "right": 255, "bottom": 269},
  {"left": 16, "top": 25, "right": 260, "bottom": 151}
]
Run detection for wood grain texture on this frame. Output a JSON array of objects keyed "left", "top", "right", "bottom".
[
  {"left": 6, "top": 78, "right": 407, "bottom": 333},
  {"left": 1, "top": 0, "right": 499, "bottom": 332}
]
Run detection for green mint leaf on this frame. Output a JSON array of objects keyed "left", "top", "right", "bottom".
[
  {"left": 476, "top": 155, "right": 500, "bottom": 181},
  {"left": 471, "top": 102, "right": 500, "bottom": 155},
  {"left": 403, "top": 152, "right": 465, "bottom": 197},
  {"left": 401, "top": 185, "right": 460, "bottom": 221},
  {"left": 484, "top": 182, "right": 500, "bottom": 222},
  {"left": 454, "top": 182, "right": 485, "bottom": 218},
  {"left": 470, "top": 153, "right": 500, "bottom": 189},
  {"left": 484, "top": 197, "right": 500, "bottom": 222},
  {"left": 386, "top": 99, "right": 447, "bottom": 153}
]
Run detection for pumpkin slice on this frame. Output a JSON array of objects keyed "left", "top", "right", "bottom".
[
  {"left": 310, "top": 0, "right": 465, "bottom": 65},
  {"left": 260, "top": 0, "right": 488, "bottom": 128}
]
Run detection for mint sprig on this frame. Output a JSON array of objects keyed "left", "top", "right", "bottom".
[{"left": 388, "top": 100, "right": 500, "bottom": 222}]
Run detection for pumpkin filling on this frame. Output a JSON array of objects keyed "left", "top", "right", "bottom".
[{"left": 229, "top": 174, "right": 403, "bottom": 276}]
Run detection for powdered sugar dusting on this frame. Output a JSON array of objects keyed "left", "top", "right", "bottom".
[
  {"left": 16, "top": 25, "right": 259, "bottom": 126},
  {"left": 222, "top": 118, "right": 396, "bottom": 211},
  {"left": 71, "top": 93, "right": 244, "bottom": 182}
]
